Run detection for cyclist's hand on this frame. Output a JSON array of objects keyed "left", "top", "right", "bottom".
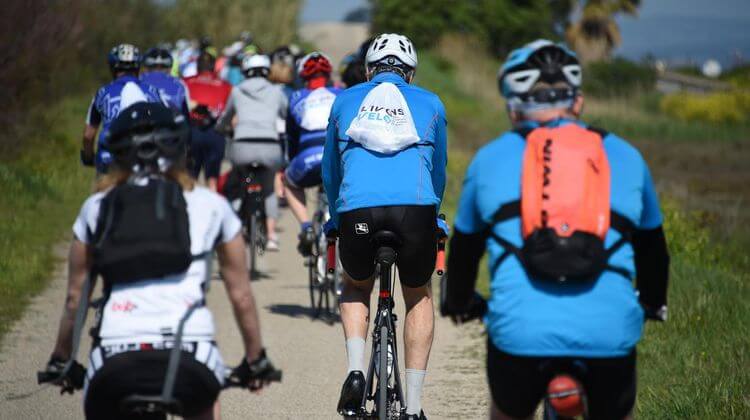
[
  {"left": 41, "top": 356, "right": 85, "bottom": 394},
  {"left": 436, "top": 217, "right": 450, "bottom": 238},
  {"left": 234, "top": 349, "right": 282, "bottom": 393},
  {"left": 323, "top": 219, "right": 337, "bottom": 237},
  {"left": 442, "top": 292, "right": 487, "bottom": 325},
  {"left": 642, "top": 303, "right": 668, "bottom": 322},
  {"left": 80, "top": 149, "right": 95, "bottom": 167}
]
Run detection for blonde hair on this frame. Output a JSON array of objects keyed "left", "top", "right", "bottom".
[
  {"left": 96, "top": 164, "right": 195, "bottom": 192},
  {"left": 269, "top": 62, "right": 293, "bottom": 84}
]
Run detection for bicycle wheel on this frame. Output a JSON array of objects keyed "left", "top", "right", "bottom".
[
  {"left": 248, "top": 215, "right": 259, "bottom": 275},
  {"left": 378, "top": 324, "right": 389, "bottom": 420}
]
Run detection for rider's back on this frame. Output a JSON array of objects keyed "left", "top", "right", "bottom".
[
  {"left": 88, "top": 76, "right": 161, "bottom": 143},
  {"left": 74, "top": 185, "right": 240, "bottom": 345},
  {"left": 140, "top": 71, "right": 188, "bottom": 114},
  {"left": 228, "top": 77, "right": 287, "bottom": 140},
  {"left": 456, "top": 118, "right": 662, "bottom": 357},
  {"left": 323, "top": 72, "right": 447, "bottom": 224}
]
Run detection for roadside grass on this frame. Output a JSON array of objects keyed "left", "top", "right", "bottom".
[
  {"left": 418, "top": 48, "right": 750, "bottom": 416},
  {"left": 0, "top": 96, "right": 91, "bottom": 339}
]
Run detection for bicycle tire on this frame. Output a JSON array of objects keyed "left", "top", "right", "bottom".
[
  {"left": 249, "top": 215, "right": 259, "bottom": 274},
  {"left": 378, "top": 324, "right": 388, "bottom": 420}
]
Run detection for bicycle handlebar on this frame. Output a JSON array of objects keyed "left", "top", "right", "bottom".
[
  {"left": 326, "top": 237, "right": 336, "bottom": 274},
  {"left": 435, "top": 238, "right": 446, "bottom": 276}
]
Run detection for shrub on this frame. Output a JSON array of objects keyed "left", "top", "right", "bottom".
[
  {"left": 583, "top": 58, "right": 656, "bottom": 97},
  {"left": 660, "top": 91, "right": 750, "bottom": 124}
]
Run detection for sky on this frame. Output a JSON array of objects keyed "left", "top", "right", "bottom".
[{"left": 301, "top": 0, "right": 750, "bottom": 67}]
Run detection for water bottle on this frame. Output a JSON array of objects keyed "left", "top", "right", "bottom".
[{"left": 374, "top": 341, "right": 394, "bottom": 379}]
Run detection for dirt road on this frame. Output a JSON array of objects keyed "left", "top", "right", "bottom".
[{"left": 0, "top": 209, "right": 487, "bottom": 419}]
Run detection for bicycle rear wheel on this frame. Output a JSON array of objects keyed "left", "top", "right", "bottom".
[
  {"left": 378, "top": 324, "right": 388, "bottom": 420},
  {"left": 248, "top": 215, "right": 259, "bottom": 275}
]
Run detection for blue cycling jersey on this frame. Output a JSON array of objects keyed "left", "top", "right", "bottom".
[
  {"left": 86, "top": 75, "right": 161, "bottom": 171},
  {"left": 322, "top": 72, "right": 448, "bottom": 227},
  {"left": 140, "top": 71, "right": 189, "bottom": 117},
  {"left": 454, "top": 118, "right": 663, "bottom": 358},
  {"left": 287, "top": 86, "right": 343, "bottom": 160}
]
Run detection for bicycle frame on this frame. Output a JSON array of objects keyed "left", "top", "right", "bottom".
[{"left": 360, "top": 246, "right": 405, "bottom": 419}]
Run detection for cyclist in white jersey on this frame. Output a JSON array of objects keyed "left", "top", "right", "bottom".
[{"left": 47, "top": 102, "right": 277, "bottom": 420}]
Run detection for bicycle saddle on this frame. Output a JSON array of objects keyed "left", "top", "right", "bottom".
[{"left": 120, "top": 394, "right": 182, "bottom": 416}]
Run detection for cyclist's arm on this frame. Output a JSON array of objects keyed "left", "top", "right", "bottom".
[
  {"left": 321, "top": 113, "right": 342, "bottom": 227},
  {"left": 431, "top": 102, "right": 448, "bottom": 206},
  {"left": 443, "top": 158, "right": 488, "bottom": 312},
  {"left": 215, "top": 90, "right": 236, "bottom": 133},
  {"left": 217, "top": 233, "right": 264, "bottom": 361},
  {"left": 82, "top": 97, "right": 100, "bottom": 157},
  {"left": 634, "top": 165, "right": 670, "bottom": 316},
  {"left": 51, "top": 238, "right": 93, "bottom": 360}
]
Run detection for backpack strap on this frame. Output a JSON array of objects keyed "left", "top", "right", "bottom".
[
  {"left": 585, "top": 125, "right": 609, "bottom": 139},
  {"left": 491, "top": 200, "right": 521, "bottom": 225}
]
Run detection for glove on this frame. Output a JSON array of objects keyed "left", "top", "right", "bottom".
[
  {"left": 80, "top": 149, "right": 95, "bottom": 167},
  {"left": 441, "top": 291, "right": 487, "bottom": 325},
  {"left": 323, "top": 219, "right": 337, "bottom": 237},
  {"left": 642, "top": 304, "right": 668, "bottom": 322},
  {"left": 233, "top": 349, "right": 282, "bottom": 390},
  {"left": 437, "top": 217, "right": 450, "bottom": 238},
  {"left": 42, "top": 356, "right": 86, "bottom": 394}
]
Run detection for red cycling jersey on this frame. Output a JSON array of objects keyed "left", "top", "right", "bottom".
[{"left": 183, "top": 71, "right": 232, "bottom": 123}]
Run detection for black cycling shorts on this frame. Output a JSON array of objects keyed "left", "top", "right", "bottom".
[
  {"left": 338, "top": 205, "right": 437, "bottom": 288},
  {"left": 487, "top": 340, "right": 636, "bottom": 420},
  {"left": 84, "top": 350, "right": 221, "bottom": 420}
]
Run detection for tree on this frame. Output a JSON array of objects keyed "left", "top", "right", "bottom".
[{"left": 565, "top": 0, "right": 641, "bottom": 63}]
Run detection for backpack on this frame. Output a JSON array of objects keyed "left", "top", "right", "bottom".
[
  {"left": 490, "top": 124, "right": 633, "bottom": 283},
  {"left": 92, "top": 178, "right": 193, "bottom": 285}
]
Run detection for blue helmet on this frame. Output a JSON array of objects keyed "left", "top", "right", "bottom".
[
  {"left": 108, "top": 44, "right": 141, "bottom": 74},
  {"left": 498, "top": 40, "right": 581, "bottom": 109}
]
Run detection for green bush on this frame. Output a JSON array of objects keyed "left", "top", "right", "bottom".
[
  {"left": 660, "top": 91, "right": 750, "bottom": 124},
  {"left": 583, "top": 58, "right": 656, "bottom": 97}
]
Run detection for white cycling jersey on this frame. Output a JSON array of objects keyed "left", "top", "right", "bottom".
[{"left": 73, "top": 186, "right": 241, "bottom": 346}]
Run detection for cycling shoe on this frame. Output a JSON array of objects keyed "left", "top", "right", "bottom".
[
  {"left": 297, "top": 227, "right": 314, "bottom": 257},
  {"left": 337, "top": 370, "right": 365, "bottom": 416}
]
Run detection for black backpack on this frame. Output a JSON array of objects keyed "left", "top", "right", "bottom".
[{"left": 92, "top": 178, "right": 192, "bottom": 285}]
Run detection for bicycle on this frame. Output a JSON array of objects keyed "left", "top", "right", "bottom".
[
  {"left": 237, "top": 162, "right": 269, "bottom": 276},
  {"left": 331, "top": 226, "right": 447, "bottom": 420},
  {"left": 307, "top": 186, "right": 341, "bottom": 320}
]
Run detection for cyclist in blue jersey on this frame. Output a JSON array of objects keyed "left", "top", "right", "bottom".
[
  {"left": 284, "top": 52, "right": 342, "bottom": 256},
  {"left": 82, "top": 44, "right": 161, "bottom": 173},
  {"left": 441, "top": 40, "right": 670, "bottom": 420},
  {"left": 323, "top": 33, "right": 447, "bottom": 420},
  {"left": 141, "top": 47, "right": 190, "bottom": 118}
]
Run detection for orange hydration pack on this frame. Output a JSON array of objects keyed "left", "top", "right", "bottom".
[{"left": 491, "top": 123, "right": 633, "bottom": 283}]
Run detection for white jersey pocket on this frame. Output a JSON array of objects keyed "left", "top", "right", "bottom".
[
  {"left": 345, "top": 82, "right": 420, "bottom": 154},
  {"left": 299, "top": 88, "right": 336, "bottom": 131}
]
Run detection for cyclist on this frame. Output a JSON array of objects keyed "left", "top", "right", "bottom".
[
  {"left": 47, "top": 102, "right": 277, "bottom": 419},
  {"left": 82, "top": 44, "right": 161, "bottom": 174},
  {"left": 339, "top": 38, "right": 373, "bottom": 88},
  {"left": 284, "top": 52, "right": 342, "bottom": 256},
  {"left": 141, "top": 46, "right": 190, "bottom": 117},
  {"left": 217, "top": 54, "right": 288, "bottom": 251},
  {"left": 440, "top": 40, "right": 670, "bottom": 420},
  {"left": 183, "top": 51, "right": 232, "bottom": 191},
  {"left": 323, "top": 33, "right": 447, "bottom": 420}
]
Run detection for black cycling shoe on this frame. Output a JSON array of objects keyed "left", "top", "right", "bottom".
[
  {"left": 401, "top": 410, "right": 427, "bottom": 420},
  {"left": 297, "top": 226, "right": 314, "bottom": 257},
  {"left": 337, "top": 370, "right": 365, "bottom": 416}
]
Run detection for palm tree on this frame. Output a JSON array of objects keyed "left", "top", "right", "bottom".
[{"left": 565, "top": 0, "right": 641, "bottom": 63}]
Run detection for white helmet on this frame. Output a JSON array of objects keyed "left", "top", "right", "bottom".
[
  {"left": 366, "top": 33, "right": 418, "bottom": 68},
  {"left": 241, "top": 54, "right": 271, "bottom": 72}
]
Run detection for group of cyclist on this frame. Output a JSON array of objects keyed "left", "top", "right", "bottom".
[{"left": 46, "top": 27, "right": 669, "bottom": 420}]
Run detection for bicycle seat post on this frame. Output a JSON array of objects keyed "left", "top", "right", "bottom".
[{"left": 372, "top": 230, "right": 401, "bottom": 306}]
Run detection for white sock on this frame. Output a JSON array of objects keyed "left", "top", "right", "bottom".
[
  {"left": 405, "top": 368, "right": 427, "bottom": 415},
  {"left": 346, "top": 337, "right": 366, "bottom": 373}
]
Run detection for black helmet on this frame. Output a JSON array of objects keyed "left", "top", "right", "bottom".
[
  {"left": 108, "top": 44, "right": 141, "bottom": 74},
  {"left": 142, "top": 47, "right": 173, "bottom": 69},
  {"left": 107, "top": 103, "right": 189, "bottom": 170}
]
